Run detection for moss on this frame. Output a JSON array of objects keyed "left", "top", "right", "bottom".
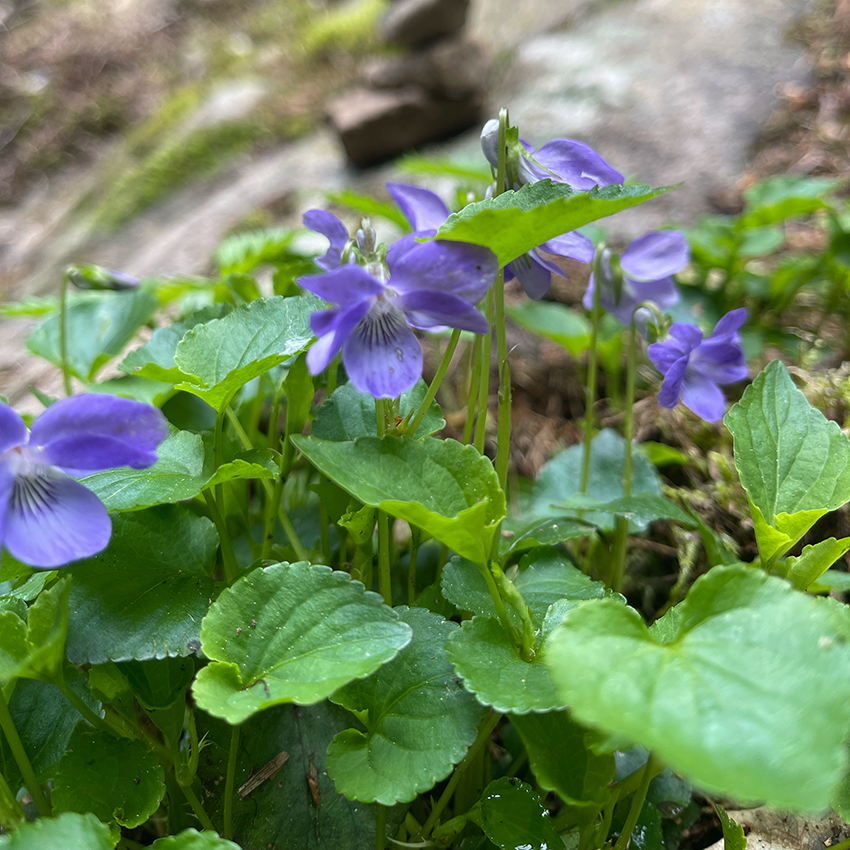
[{"left": 301, "top": 0, "right": 389, "bottom": 56}]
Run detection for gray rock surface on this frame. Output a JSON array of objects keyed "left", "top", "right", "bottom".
[{"left": 381, "top": 0, "right": 470, "bottom": 47}]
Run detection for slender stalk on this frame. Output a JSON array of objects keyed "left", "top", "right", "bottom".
[
  {"left": 612, "top": 755, "right": 656, "bottom": 850},
  {"left": 610, "top": 319, "right": 639, "bottom": 593},
  {"left": 0, "top": 767, "right": 24, "bottom": 830},
  {"left": 55, "top": 678, "right": 115, "bottom": 736},
  {"left": 59, "top": 273, "right": 73, "bottom": 396},
  {"left": 476, "top": 562, "right": 519, "bottom": 650},
  {"left": 0, "top": 687, "right": 51, "bottom": 816},
  {"left": 224, "top": 726, "right": 240, "bottom": 840},
  {"left": 580, "top": 246, "right": 605, "bottom": 495},
  {"left": 326, "top": 353, "right": 341, "bottom": 397},
  {"left": 473, "top": 291, "right": 494, "bottom": 454},
  {"left": 463, "top": 336, "right": 483, "bottom": 445},
  {"left": 319, "top": 496, "right": 332, "bottom": 565},
  {"left": 376, "top": 804, "right": 387, "bottom": 850},
  {"left": 376, "top": 399, "right": 392, "bottom": 605},
  {"left": 407, "top": 528, "right": 421, "bottom": 605},
  {"left": 181, "top": 780, "right": 217, "bottom": 832},
  {"left": 267, "top": 378, "right": 284, "bottom": 451},
  {"left": 421, "top": 712, "right": 502, "bottom": 838},
  {"left": 408, "top": 329, "right": 461, "bottom": 436},
  {"left": 204, "top": 491, "right": 240, "bottom": 584}
]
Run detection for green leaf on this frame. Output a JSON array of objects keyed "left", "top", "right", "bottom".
[
  {"left": 545, "top": 565, "right": 850, "bottom": 810},
  {"left": 740, "top": 176, "right": 841, "bottom": 227},
  {"left": 555, "top": 494, "right": 696, "bottom": 529},
  {"left": 293, "top": 436, "right": 505, "bottom": 564},
  {"left": 778, "top": 537, "right": 850, "bottom": 590},
  {"left": 326, "top": 190, "right": 410, "bottom": 230},
  {"left": 447, "top": 616, "right": 564, "bottom": 714},
  {"left": 151, "top": 830, "right": 241, "bottom": 850},
  {"left": 312, "top": 381, "right": 445, "bottom": 441},
  {"left": 509, "top": 711, "right": 614, "bottom": 808},
  {"left": 67, "top": 506, "right": 217, "bottom": 664},
  {"left": 501, "top": 516, "right": 593, "bottom": 554},
  {"left": 216, "top": 228, "right": 299, "bottom": 275},
  {"left": 436, "top": 181, "right": 671, "bottom": 268},
  {"left": 53, "top": 728, "right": 165, "bottom": 827},
  {"left": 172, "top": 296, "right": 320, "bottom": 411},
  {"left": 479, "top": 777, "right": 561, "bottom": 850},
  {"left": 738, "top": 225, "right": 785, "bottom": 257},
  {"left": 506, "top": 301, "right": 591, "bottom": 356},
  {"left": 5, "top": 670, "right": 101, "bottom": 784},
  {"left": 0, "top": 812, "right": 116, "bottom": 850},
  {"left": 725, "top": 360, "right": 850, "bottom": 561},
  {"left": 818, "top": 570, "right": 850, "bottom": 592},
  {"left": 117, "top": 657, "right": 196, "bottom": 710},
  {"left": 522, "top": 429, "right": 662, "bottom": 532},
  {"left": 120, "top": 304, "right": 232, "bottom": 384},
  {"left": 198, "top": 701, "right": 398, "bottom": 849},
  {"left": 327, "top": 607, "right": 484, "bottom": 804},
  {"left": 82, "top": 429, "right": 277, "bottom": 511},
  {"left": 640, "top": 442, "right": 689, "bottom": 468},
  {"left": 27, "top": 289, "right": 158, "bottom": 381},
  {"left": 192, "top": 562, "right": 411, "bottom": 724},
  {"left": 715, "top": 805, "right": 747, "bottom": 850}
]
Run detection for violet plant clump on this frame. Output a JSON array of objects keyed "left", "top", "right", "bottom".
[{"left": 0, "top": 395, "right": 167, "bottom": 567}]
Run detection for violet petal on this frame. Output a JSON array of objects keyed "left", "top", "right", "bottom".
[
  {"left": 711, "top": 307, "right": 748, "bottom": 338},
  {"left": 386, "top": 231, "right": 436, "bottom": 271},
  {"left": 4, "top": 470, "right": 112, "bottom": 568},
  {"left": 680, "top": 372, "right": 727, "bottom": 422},
  {"left": 398, "top": 290, "right": 489, "bottom": 334},
  {"left": 0, "top": 404, "right": 28, "bottom": 456},
  {"left": 307, "top": 300, "right": 373, "bottom": 375},
  {"left": 298, "top": 265, "right": 384, "bottom": 308},
  {"left": 621, "top": 231, "right": 689, "bottom": 281},
  {"left": 508, "top": 252, "right": 556, "bottom": 300},
  {"left": 657, "top": 356, "right": 689, "bottom": 409},
  {"left": 523, "top": 139, "right": 624, "bottom": 190},
  {"left": 539, "top": 231, "right": 595, "bottom": 265},
  {"left": 304, "top": 210, "right": 349, "bottom": 271},
  {"left": 387, "top": 183, "right": 451, "bottom": 232}
]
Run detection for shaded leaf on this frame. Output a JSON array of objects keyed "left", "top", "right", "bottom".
[
  {"left": 479, "top": 777, "right": 561, "bottom": 850},
  {"left": 506, "top": 301, "right": 591, "bottom": 356},
  {"left": 0, "top": 812, "right": 115, "bottom": 849},
  {"left": 151, "top": 830, "right": 241, "bottom": 850},
  {"left": 740, "top": 176, "right": 840, "bottom": 227},
  {"left": 716, "top": 805, "right": 747, "bottom": 850}
]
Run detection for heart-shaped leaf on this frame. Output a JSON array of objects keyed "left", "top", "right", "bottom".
[
  {"left": 151, "top": 830, "right": 241, "bottom": 849},
  {"left": 0, "top": 812, "right": 116, "bottom": 850},
  {"left": 478, "top": 777, "right": 561, "bottom": 850},
  {"left": 327, "top": 607, "right": 484, "bottom": 804},
  {"left": 545, "top": 565, "right": 850, "bottom": 810},
  {"left": 192, "top": 562, "right": 411, "bottom": 724}
]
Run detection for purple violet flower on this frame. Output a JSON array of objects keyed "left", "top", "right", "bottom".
[
  {"left": 478, "top": 122, "right": 623, "bottom": 299},
  {"left": 647, "top": 308, "right": 748, "bottom": 422},
  {"left": 0, "top": 395, "right": 168, "bottom": 568},
  {"left": 300, "top": 210, "right": 498, "bottom": 399},
  {"left": 583, "top": 231, "right": 688, "bottom": 327}
]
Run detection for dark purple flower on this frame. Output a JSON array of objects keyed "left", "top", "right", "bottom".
[
  {"left": 583, "top": 231, "right": 688, "bottom": 327},
  {"left": 300, "top": 211, "right": 498, "bottom": 398},
  {"left": 304, "top": 210, "right": 351, "bottom": 271},
  {"left": 388, "top": 182, "right": 594, "bottom": 301},
  {"left": 647, "top": 308, "right": 748, "bottom": 422},
  {"left": 0, "top": 395, "right": 168, "bottom": 568}
]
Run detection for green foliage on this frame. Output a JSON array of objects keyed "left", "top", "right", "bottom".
[
  {"left": 545, "top": 566, "right": 850, "bottom": 810},
  {"left": 151, "top": 832, "right": 241, "bottom": 850},
  {"left": 0, "top": 812, "right": 116, "bottom": 849},
  {"left": 477, "top": 777, "right": 561, "bottom": 850},
  {"left": 506, "top": 301, "right": 591, "bottom": 356},
  {"left": 192, "top": 562, "right": 411, "bottom": 723}
]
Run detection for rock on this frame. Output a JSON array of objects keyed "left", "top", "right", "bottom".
[
  {"left": 326, "top": 87, "right": 481, "bottom": 167},
  {"left": 362, "top": 39, "right": 489, "bottom": 100},
  {"left": 381, "top": 0, "right": 470, "bottom": 47}
]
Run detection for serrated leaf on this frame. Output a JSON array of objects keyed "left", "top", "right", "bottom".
[
  {"left": 151, "top": 830, "right": 241, "bottom": 850},
  {"left": 312, "top": 381, "right": 445, "bottom": 442},
  {"left": 120, "top": 304, "right": 232, "bottom": 383},
  {"left": 740, "top": 176, "right": 840, "bottom": 227},
  {"left": 715, "top": 806, "right": 747, "bottom": 850},
  {"left": 520, "top": 429, "right": 662, "bottom": 533},
  {"left": 172, "top": 296, "right": 320, "bottom": 411},
  {"left": 555, "top": 493, "right": 696, "bottom": 528},
  {"left": 545, "top": 565, "right": 850, "bottom": 811},
  {"left": 506, "top": 301, "right": 591, "bottom": 356},
  {"left": 293, "top": 436, "right": 505, "bottom": 564},
  {"left": 725, "top": 360, "right": 850, "bottom": 562},
  {"left": 27, "top": 289, "right": 158, "bottom": 381},
  {"left": 216, "top": 228, "right": 299, "bottom": 275},
  {"left": 0, "top": 812, "right": 116, "bottom": 850},
  {"left": 779, "top": 537, "right": 850, "bottom": 590},
  {"left": 327, "top": 607, "right": 484, "bottom": 804},
  {"left": 479, "top": 777, "right": 561, "bottom": 850},
  {"left": 192, "top": 562, "right": 411, "bottom": 724},
  {"left": 82, "top": 429, "right": 277, "bottom": 511},
  {"left": 53, "top": 728, "right": 165, "bottom": 827},
  {"left": 67, "top": 506, "right": 217, "bottom": 664},
  {"left": 502, "top": 516, "right": 593, "bottom": 554},
  {"left": 435, "top": 181, "right": 672, "bottom": 268},
  {"left": 510, "top": 711, "right": 614, "bottom": 808},
  {"left": 448, "top": 617, "right": 564, "bottom": 714},
  {"left": 117, "top": 657, "right": 196, "bottom": 710}
]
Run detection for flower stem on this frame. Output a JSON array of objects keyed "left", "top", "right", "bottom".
[
  {"left": 610, "top": 320, "right": 639, "bottom": 593},
  {"left": 612, "top": 754, "right": 656, "bottom": 850},
  {"left": 59, "top": 272, "right": 73, "bottom": 396},
  {"left": 420, "top": 712, "right": 502, "bottom": 839},
  {"left": 407, "top": 528, "right": 421, "bottom": 605},
  {"left": 180, "top": 779, "right": 217, "bottom": 832},
  {"left": 55, "top": 678, "right": 114, "bottom": 736},
  {"left": 408, "top": 329, "right": 461, "bottom": 437},
  {"left": 0, "top": 766, "right": 24, "bottom": 830},
  {"left": 224, "top": 725, "right": 240, "bottom": 840},
  {"left": 376, "top": 803, "right": 387, "bottom": 850},
  {"left": 0, "top": 686, "right": 51, "bottom": 816},
  {"left": 204, "top": 491, "right": 240, "bottom": 583},
  {"left": 473, "top": 292, "right": 494, "bottom": 454},
  {"left": 463, "top": 336, "right": 483, "bottom": 445},
  {"left": 579, "top": 246, "right": 605, "bottom": 496},
  {"left": 376, "top": 399, "right": 393, "bottom": 605}
]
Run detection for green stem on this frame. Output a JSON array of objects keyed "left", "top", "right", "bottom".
[
  {"left": 59, "top": 272, "right": 73, "bottom": 396},
  {"left": 610, "top": 318, "right": 639, "bottom": 594},
  {"left": 612, "top": 755, "right": 656, "bottom": 850},
  {"left": 376, "top": 803, "right": 386, "bottom": 850},
  {"left": 319, "top": 495, "right": 332, "bottom": 566},
  {"left": 408, "top": 329, "right": 461, "bottom": 436},
  {"left": 181, "top": 780, "right": 217, "bottom": 832},
  {"left": 463, "top": 336, "right": 483, "bottom": 445},
  {"left": 407, "top": 528, "right": 421, "bottom": 605},
  {"left": 826, "top": 837, "right": 850, "bottom": 850},
  {"left": 0, "top": 686, "right": 51, "bottom": 816},
  {"left": 580, "top": 246, "right": 605, "bottom": 496},
  {"left": 204, "top": 491, "right": 240, "bottom": 584},
  {"left": 224, "top": 725, "right": 240, "bottom": 840},
  {"left": 375, "top": 399, "right": 393, "bottom": 605},
  {"left": 0, "top": 767, "right": 24, "bottom": 830},
  {"left": 55, "top": 678, "right": 115, "bottom": 737},
  {"left": 119, "top": 838, "right": 147, "bottom": 850},
  {"left": 473, "top": 291, "right": 494, "bottom": 454},
  {"left": 421, "top": 712, "right": 502, "bottom": 838},
  {"left": 476, "top": 562, "right": 519, "bottom": 650},
  {"left": 267, "top": 378, "right": 284, "bottom": 450}
]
